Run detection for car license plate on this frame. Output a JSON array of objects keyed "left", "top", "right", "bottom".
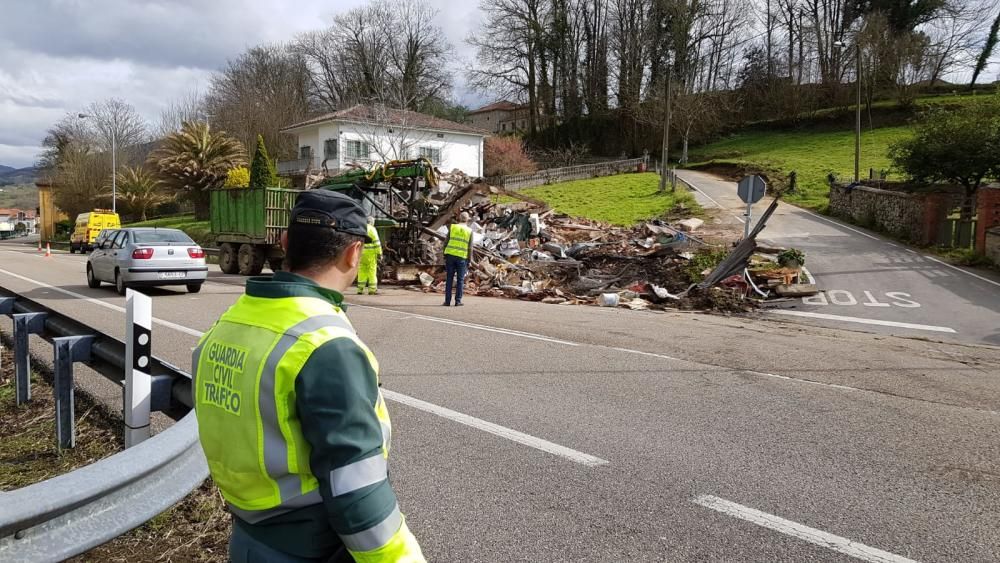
[{"left": 158, "top": 271, "right": 186, "bottom": 279}]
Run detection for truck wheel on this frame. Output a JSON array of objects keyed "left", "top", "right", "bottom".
[
  {"left": 238, "top": 244, "right": 265, "bottom": 276},
  {"left": 219, "top": 243, "right": 239, "bottom": 274}
]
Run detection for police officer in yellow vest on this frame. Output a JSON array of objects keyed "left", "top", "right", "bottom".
[
  {"left": 193, "top": 190, "right": 424, "bottom": 563},
  {"left": 442, "top": 212, "right": 473, "bottom": 306},
  {"left": 357, "top": 216, "right": 382, "bottom": 295}
]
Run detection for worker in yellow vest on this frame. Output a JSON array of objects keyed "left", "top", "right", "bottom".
[
  {"left": 442, "top": 211, "right": 473, "bottom": 306},
  {"left": 193, "top": 190, "right": 424, "bottom": 563},
  {"left": 357, "top": 216, "right": 382, "bottom": 295}
]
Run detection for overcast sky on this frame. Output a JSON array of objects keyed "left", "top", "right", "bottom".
[{"left": 0, "top": 0, "right": 483, "bottom": 169}]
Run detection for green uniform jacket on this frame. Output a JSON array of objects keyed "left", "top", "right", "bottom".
[{"left": 197, "top": 272, "right": 421, "bottom": 560}]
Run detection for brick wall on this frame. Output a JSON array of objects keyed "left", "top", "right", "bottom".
[
  {"left": 975, "top": 186, "right": 1000, "bottom": 255},
  {"left": 828, "top": 183, "right": 932, "bottom": 243},
  {"left": 986, "top": 227, "right": 1000, "bottom": 263}
]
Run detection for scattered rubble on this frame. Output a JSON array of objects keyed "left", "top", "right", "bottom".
[{"left": 369, "top": 168, "right": 807, "bottom": 312}]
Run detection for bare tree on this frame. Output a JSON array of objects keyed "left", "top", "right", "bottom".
[
  {"left": 157, "top": 90, "right": 207, "bottom": 138},
  {"left": 295, "top": 0, "right": 454, "bottom": 114},
  {"left": 347, "top": 105, "right": 438, "bottom": 164},
  {"left": 204, "top": 44, "right": 311, "bottom": 161}
]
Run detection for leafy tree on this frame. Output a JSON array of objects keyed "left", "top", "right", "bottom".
[
  {"left": 115, "top": 166, "right": 174, "bottom": 221},
  {"left": 889, "top": 95, "right": 1000, "bottom": 221},
  {"left": 249, "top": 135, "right": 278, "bottom": 188},
  {"left": 224, "top": 166, "right": 251, "bottom": 188},
  {"left": 150, "top": 121, "right": 246, "bottom": 220}
]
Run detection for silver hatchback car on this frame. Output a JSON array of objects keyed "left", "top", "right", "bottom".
[{"left": 86, "top": 228, "right": 208, "bottom": 295}]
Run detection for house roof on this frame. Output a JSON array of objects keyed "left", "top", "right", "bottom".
[
  {"left": 469, "top": 101, "right": 520, "bottom": 114},
  {"left": 281, "top": 104, "right": 487, "bottom": 136}
]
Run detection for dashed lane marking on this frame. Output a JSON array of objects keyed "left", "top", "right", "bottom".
[
  {"left": 693, "top": 495, "right": 920, "bottom": 563},
  {"left": 382, "top": 390, "right": 608, "bottom": 467}
]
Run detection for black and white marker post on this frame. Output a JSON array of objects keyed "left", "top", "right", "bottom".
[{"left": 124, "top": 289, "right": 152, "bottom": 447}]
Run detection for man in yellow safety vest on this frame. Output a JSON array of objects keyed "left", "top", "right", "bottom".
[
  {"left": 442, "top": 211, "right": 473, "bottom": 306},
  {"left": 357, "top": 216, "right": 382, "bottom": 295},
  {"left": 193, "top": 190, "right": 425, "bottom": 562}
]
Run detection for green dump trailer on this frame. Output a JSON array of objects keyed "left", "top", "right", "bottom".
[
  {"left": 210, "top": 187, "right": 300, "bottom": 275},
  {"left": 210, "top": 184, "right": 398, "bottom": 275}
]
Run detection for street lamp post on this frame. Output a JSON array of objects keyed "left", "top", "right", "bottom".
[
  {"left": 833, "top": 39, "right": 862, "bottom": 183},
  {"left": 78, "top": 113, "right": 116, "bottom": 214}
]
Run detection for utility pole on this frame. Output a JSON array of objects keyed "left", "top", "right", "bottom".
[
  {"left": 659, "top": 63, "right": 673, "bottom": 193},
  {"left": 854, "top": 43, "right": 862, "bottom": 183}
]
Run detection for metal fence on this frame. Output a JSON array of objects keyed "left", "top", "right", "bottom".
[
  {"left": 0, "top": 287, "right": 206, "bottom": 561},
  {"left": 487, "top": 156, "right": 649, "bottom": 191}
]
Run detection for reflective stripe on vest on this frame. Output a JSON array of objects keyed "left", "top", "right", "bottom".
[
  {"left": 444, "top": 224, "right": 472, "bottom": 258},
  {"left": 193, "top": 295, "right": 389, "bottom": 524},
  {"left": 364, "top": 224, "right": 381, "bottom": 252}
]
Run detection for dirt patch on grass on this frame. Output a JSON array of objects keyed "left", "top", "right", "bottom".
[
  {"left": 73, "top": 482, "right": 231, "bottom": 563},
  {"left": 0, "top": 343, "right": 119, "bottom": 490}
]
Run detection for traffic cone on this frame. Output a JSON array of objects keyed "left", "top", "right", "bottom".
[{"left": 45, "top": 243, "right": 51, "bottom": 258}]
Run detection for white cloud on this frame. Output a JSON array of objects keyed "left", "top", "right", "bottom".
[{"left": 0, "top": 0, "right": 482, "bottom": 169}]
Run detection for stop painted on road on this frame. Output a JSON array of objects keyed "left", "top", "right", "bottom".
[{"left": 802, "top": 290, "right": 920, "bottom": 308}]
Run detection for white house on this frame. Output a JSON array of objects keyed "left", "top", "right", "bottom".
[{"left": 279, "top": 105, "right": 487, "bottom": 182}]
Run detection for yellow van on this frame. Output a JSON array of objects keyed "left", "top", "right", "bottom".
[{"left": 70, "top": 210, "right": 121, "bottom": 253}]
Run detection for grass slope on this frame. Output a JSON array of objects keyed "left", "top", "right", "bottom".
[
  {"left": 128, "top": 214, "right": 213, "bottom": 247},
  {"left": 687, "top": 126, "right": 913, "bottom": 211},
  {"left": 521, "top": 172, "right": 698, "bottom": 226}
]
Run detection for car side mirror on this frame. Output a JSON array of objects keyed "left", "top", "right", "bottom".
[{"left": 100, "top": 241, "right": 111, "bottom": 249}]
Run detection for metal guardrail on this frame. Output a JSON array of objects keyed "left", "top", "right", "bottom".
[{"left": 0, "top": 287, "right": 208, "bottom": 561}]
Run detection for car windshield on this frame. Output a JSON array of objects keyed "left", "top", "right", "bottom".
[{"left": 132, "top": 230, "right": 194, "bottom": 244}]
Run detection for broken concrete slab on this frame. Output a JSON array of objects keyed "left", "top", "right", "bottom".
[
  {"left": 775, "top": 283, "right": 819, "bottom": 297},
  {"left": 678, "top": 218, "right": 704, "bottom": 232}
]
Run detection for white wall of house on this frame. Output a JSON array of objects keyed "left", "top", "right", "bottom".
[{"left": 290, "top": 121, "right": 484, "bottom": 177}]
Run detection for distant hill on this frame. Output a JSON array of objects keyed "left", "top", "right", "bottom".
[{"left": 0, "top": 166, "right": 40, "bottom": 186}]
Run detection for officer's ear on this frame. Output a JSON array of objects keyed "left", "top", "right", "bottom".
[{"left": 343, "top": 239, "right": 363, "bottom": 270}]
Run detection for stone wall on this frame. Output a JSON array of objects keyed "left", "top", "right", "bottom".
[
  {"left": 828, "top": 183, "right": 934, "bottom": 243},
  {"left": 986, "top": 227, "right": 1000, "bottom": 264}
]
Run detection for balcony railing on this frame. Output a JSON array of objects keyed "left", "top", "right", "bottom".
[{"left": 276, "top": 157, "right": 313, "bottom": 176}]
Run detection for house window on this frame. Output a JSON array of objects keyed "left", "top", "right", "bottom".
[
  {"left": 299, "top": 146, "right": 312, "bottom": 159},
  {"left": 418, "top": 146, "right": 442, "bottom": 164},
  {"left": 324, "top": 139, "right": 338, "bottom": 160},
  {"left": 502, "top": 123, "right": 507, "bottom": 131},
  {"left": 437, "top": 133, "right": 444, "bottom": 138},
  {"left": 344, "top": 140, "right": 371, "bottom": 161}
]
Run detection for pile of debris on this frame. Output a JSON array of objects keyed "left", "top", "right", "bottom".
[{"left": 372, "top": 169, "right": 812, "bottom": 312}]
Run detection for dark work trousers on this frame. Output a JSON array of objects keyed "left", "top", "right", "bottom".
[
  {"left": 444, "top": 254, "right": 468, "bottom": 305},
  {"left": 229, "top": 522, "right": 350, "bottom": 563}
]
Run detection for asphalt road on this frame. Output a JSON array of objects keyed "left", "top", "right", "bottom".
[
  {"left": 2, "top": 241, "right": 1000, "bottom": 562},
  {"left": 677, "top": 169, "right": 1000, "bottom": 345}
]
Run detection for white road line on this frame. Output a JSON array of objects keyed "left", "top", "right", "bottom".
[
  {"left": 0, "top": 268, "right": 605, "bottom": 465},
  {"left": 352, "top": 304, "right": 581, "bottom": 346},
  {"left": 768, "top": 309, "right": 956, "bottom": 333},
  {"left": 920, "top": 253, "right": 1000, "bottom": 289},
  {"left": 608, "top": 346, "right": 681, "bottom": 361},
  {"left": 0, "top": 267, "right": 203, "bottom": 337},
  {"left": 746, "top": 371, "right": 858, "bottom": 392},
  {"left": 798, "top": 209, "right": 881, "bottom": 240},
  {"left": 382, "top": 389, "right": 608, "bottom": 467},
  {"left": 673, "top": 173, "right": 746, "bottom": 223},
  {"left": 693, "top": 495, "right": 919, "bottom": 563}
]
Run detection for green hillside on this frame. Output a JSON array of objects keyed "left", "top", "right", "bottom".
[{"left": 687, "top": 126, "right": 913, "bottom": 211}]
